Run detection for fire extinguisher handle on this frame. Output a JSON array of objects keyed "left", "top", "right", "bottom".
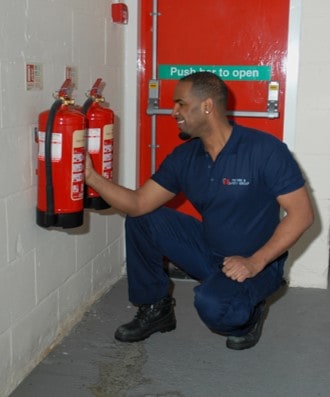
[
  {"left": 58, "top": 78, "right": 73, "bottom": 98},
  {"left": 90, "top": 78, "right": 103, "bottom": 97}
]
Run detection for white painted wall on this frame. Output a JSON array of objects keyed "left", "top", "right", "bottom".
[
  {"left": 0, "top": 0, "right": 329, "bottom": 395},
  {"left": 284, "top": 0, "right": 330, "bottom": 288},
  {"left": 0, "top": 0, "right": 135, "bottom": 395}
]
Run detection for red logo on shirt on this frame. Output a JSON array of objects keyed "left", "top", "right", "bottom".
[{"left": 222, "top": 178, "right": 250, "bottom": 186}]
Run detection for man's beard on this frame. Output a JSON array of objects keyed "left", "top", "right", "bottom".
[{"left": 178, "top": 131, "right": 191, "bottom": 141}]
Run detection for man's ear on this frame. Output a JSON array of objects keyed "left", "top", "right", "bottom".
[{"left": 203, "top": 97, "right": 214, "bottom": 114}]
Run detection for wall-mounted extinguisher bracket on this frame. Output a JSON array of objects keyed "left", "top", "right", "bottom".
[
  {"left": 82, "top": 79, "right": 115, "bottom": 210},
  {"left": 36, "top": 79, "right": 86, "bottom": 229}
]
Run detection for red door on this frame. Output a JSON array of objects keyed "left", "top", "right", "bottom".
[{"left": 138, "top": 0, "right": 290, "bottom": 217}]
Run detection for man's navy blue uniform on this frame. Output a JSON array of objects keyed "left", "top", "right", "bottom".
[{"left": 125, "top": 123, "right": 304, "bottom": 336}]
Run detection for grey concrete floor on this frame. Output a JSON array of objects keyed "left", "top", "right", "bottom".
[{"left": 10, "top": 275, "right": 330, "bottom": 397}]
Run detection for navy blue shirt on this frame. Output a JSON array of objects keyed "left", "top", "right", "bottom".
[{"left": 151, "top": 124, "right": 305, "bottom": 257}]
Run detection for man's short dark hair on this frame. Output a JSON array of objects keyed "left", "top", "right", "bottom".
[{"left": 180, "top": 71, "right": 228, "bottom": 109}]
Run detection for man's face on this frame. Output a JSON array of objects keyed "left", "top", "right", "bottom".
[{"left": 172, "top": 81, "right": 205, "bottom": 139}]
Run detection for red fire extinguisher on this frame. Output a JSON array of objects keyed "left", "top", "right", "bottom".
[
  {"left": 82, "top": 78, "right": 114, "bottom": 210},
  {"left": 36, "top": 79, "right": 86, "bottom": 228}
]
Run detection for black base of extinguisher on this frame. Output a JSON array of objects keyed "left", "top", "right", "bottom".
[
  {"left": 84, "top": 197, "right": 111, "bottom": 210},
  {"left": 36, "top": 209, "right": 84, "bottom": 229}
]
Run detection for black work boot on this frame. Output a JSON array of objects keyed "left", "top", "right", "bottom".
[
  {"left": 114, "top": 296, "right": 176, "bottom": 342},
  {"left": 226, "top": 301, "right": 267, "bottom": 350}
]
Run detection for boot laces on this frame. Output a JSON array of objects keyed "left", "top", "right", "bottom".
[
  {"left": 135, "top": 298, "right": 174, "bottom": 323},
  {"left": 135, "top": 304, "right": 156, "bottom": 322}
]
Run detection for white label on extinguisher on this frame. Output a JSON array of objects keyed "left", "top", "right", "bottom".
[
  {"left": 38, "top": 131, "right": 62, "bottom": 161},
  {"left": 87, "top": 128, "right": 101, "bottom": 153},
  {"left": 102, "top": 124, "right": 114, "bottom": 180},
  {"left": 71, "top": 129, "right": 85, "bottom": 201}
]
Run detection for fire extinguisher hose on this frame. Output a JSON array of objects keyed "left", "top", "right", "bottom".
[
  {"left": 81, "top": 97, "right": 94, "bottom": 115},
  {"left": 44, "top": 99, "right": 63, "bottom": 226}
]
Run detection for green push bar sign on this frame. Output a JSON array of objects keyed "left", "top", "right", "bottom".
[{"left": 158, "top": 64, "right": 271, "bottom": 81}]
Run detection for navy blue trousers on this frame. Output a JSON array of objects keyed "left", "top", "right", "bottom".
[{"left": 125, "top": 207, "right": 286, "bottom": 336}]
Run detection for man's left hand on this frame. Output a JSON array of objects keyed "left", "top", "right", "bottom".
[{"left": 222, "top": 256, "right": 260, "bottom": 282}]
